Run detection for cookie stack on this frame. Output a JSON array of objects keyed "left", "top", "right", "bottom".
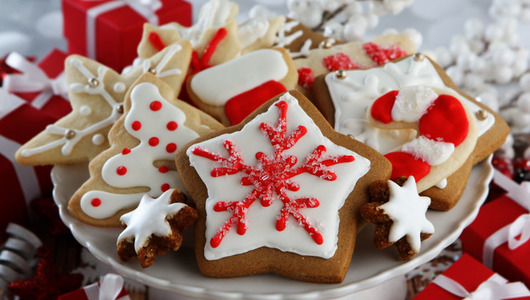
[{"left": 14, "top": 0, "right": 508, "bottom": 284}]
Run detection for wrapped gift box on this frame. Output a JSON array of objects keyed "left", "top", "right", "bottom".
[
  {"left": 460, "top": 193, "right": 530, "bottom": 287},
  {"left": 415, "top": 254, "right": 530, "bottom": 299},
  {"left": 460, "top": 170, "right": 530, "bottom": 288},
  {"left": 59, "top": 274, "right": 129, "bottom": 300},
  {"left": 62, "top": 0, "right": 192, "bottom": 72},
  {"left": 0, "top": 91, "right": 57, "bottom": 242},
  {"left": 3, "top": 49, "right": 71, "bottom": 120}
]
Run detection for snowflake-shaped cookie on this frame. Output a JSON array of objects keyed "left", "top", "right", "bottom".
[
  {"left": 117, "top": 189, "right": 197, "bottom": 268},
  {"left": 187, "top": 92, "right": 371, "bottom": 260},
  {"left": 361, "top": 176, "right": 434, "bottom": 259}
]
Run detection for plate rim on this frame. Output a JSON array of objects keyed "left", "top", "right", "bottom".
[{"left": 52, "top": 155, "right": 493, "bottom": 300}]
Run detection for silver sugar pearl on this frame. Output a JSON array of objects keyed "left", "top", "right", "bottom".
[
  {"left": 335, "top": 69, "right": 347, "bottom": 79},
  {"left": 413, "top": 53, "right": 425, "bottom": 62},
  {"left": 65, "top": 129, "right": 76, "bottom": 140},
  {"left": 88, "top": 77, "right": 99, "bottom": 88}
]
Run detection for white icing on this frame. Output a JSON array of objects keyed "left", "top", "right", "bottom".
[
  {"left": 435, "top": 178, "right": 448, "bottom": 189},
  {"left": 20, "top": 59, "right": 120, "bottom": 157},
  {"left": 325, "top": 56, "right": 495, "bottom": 155},
  {"left": 80, "top": 105, "right": 92, "bottom": 116},
  {"left": 118, "top": 189, "right": 187, "bottom": 253},
  {"left": 380, "top": 176, "right": 434, "bottom": 252},
  {"left": 402, "top": 136, "right": 455, "bottom": 166},
  {"left": 190, "top": 49, "right": 288, "bottom": 106},
  {"left": 141, "top": 44, "right": 182, "bottom": 78},
  {"left": 81, "top": 82, "right": 199, "bottom": 219},
  {"left": 80, "top": 191, "right": 144, "bottom": 219},
  {"left": 290, "top": 39, "right": 312, "bottom": 59},
  {"left": 163, "top": 0, "right": 235, "bottom": 47},
  {"left": 237, "top": 17, "right": 269, "bottom": 49},
  {"left": 392, "top": 86, "right": 438, "bottom": 123},
  {"left": 91, "top": 134, "right": 105, "bottom": 146},
  {"left": 113, "top": 82, "right": 126, "bottom": 93},
  {"left": 187, "top": 92, "right": 371, "bottom": 260},
  {"left": 275, "top": 20, "right": 302, "bottom": 48}
]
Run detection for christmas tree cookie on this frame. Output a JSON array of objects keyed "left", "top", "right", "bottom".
[
  {"left": 175, "top": 90, "right": 391, "bottom": 283},
  {"left": 68, "top": 73, "right": 223, "bottom": 227}
]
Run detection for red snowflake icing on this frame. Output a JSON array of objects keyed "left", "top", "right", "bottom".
[
  {"left": 192, "top": 100, "right": 356, "bottom": 248},
  {"left": 363, "top": 42, "right": 408, "bottom": 66}
]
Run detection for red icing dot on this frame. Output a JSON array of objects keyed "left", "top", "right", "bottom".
[
  {"left": 132, "top": 121, "right": 141, "bottom": 131},
  {"left": 149, "top": 137, "right": 159, "bottom": 146},
  {"left": 297, "top": 67, "right": 315, "bottom": 89},
  {"left": 363, "top": 42, "right": 408, "bottom": 65},
  {"left": 122, "top": 148, "right": 131, "bottom": 155},
  {"left": 150, "top": 100, "right": 162, "bottom": 111},
  {"left": 166, "top": 143, "right": 177, "bottom": 153},
  {"left": 91, "top": 198, "right": 101, "bottom": 207},
  {"left": 161, "top": 183, "right": 170, "bottom": 192},
  {"left": 385, "top": 152, "right": 430, "bottom": 182},
  {"left": 167, "top": 121, "right": 178, "bottom": 131},
  {"left": 419, "top": 95, "right": 469, "bottom": 146},
  {"left": 322, "top": 53, "right": 360, "bottom": 71},
  {"left": 371, "top": 90, "right": 399, "bottom": 124},
  {"left": 116, "top": 166, "right": 127, "bottom": 175},
  {"left": 159, "top": 166, "right": 169, "bottom": 173}
]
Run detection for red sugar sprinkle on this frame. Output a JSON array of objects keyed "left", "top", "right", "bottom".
[
  {"left": 122, "top": 148, "right": 131, "bottom": 155},
  {"left": 297, "top": 67, "right": 315, "bottom": 89},
  {"left": 363, "top": 42, "right": 408, "bottom": 65},
  {"left": 91, "top": 198, "right": 101, "bottom": 207},
  {"left": 166, "top": 143, "right": 177, "bottom": 153},
  {"left": 159, "top": 166, "right": 169, "bottom": 173},
  {"left": 116, "top": 166, "right": 127, "bottom": 176},
  {"left": 161, "top": 183, "right": 170, "bottom": 192},
  {"left": 167, "top": 121, "right": 178, "bottom": 131},
  {"left": 132, "top": 121, "right": 141, "bottom": 131},
  {"left": 149, "top": 137, "right": 159, "bottom": 146},
  {"left": 150, "top": 101, "right": 162, "bottom": 111},
  {"left": 322, "top": 52, "right": 360, "bottom": 71}
]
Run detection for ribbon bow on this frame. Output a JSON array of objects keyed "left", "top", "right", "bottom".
[
  {"left": 3, "top": 52, "right": 68, "bottom": 110},
  {"left": 433, "top": 273, "right": 530, "bottom": 300},
  {"left": 98, "top": 273, "right": 125, "bottom": 300},
  {"left": 482, "top": 170, "right": 530, "bottom": 268}
]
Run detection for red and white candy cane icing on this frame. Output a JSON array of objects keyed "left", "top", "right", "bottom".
[
  {"left": 80, "top": 82, "right": 199, "bottom": 219},
  {"left": 187, "top": 92, "right": 370, "bottom": 260},
  {"left": 370, "top": 86, "right": 469, "bottom": 183}
]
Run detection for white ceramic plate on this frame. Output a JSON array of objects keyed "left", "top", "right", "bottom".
[{"left": 52, "top": 157, "right": 492, "bottom": 300}]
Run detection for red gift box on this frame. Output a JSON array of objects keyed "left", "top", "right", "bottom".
[
  {"left": 59, "top": 274, "right": 129, "bottom": 300},
  {"left": 0, "top": 90, "right": 57, "bottom": 242},
  {"left": 62, "top": 0, "right": 192, "bottom": 72},
  {"left": 415, "top": 254, "right": 530, "bottom": 299},
  {"left": 460, "top": 170, "right": 530, "bottom": 287},
  {"left": 3, "top": 49, "right": 71, "bottom": 120}
]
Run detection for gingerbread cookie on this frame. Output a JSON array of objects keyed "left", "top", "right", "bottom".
[
  {"left": 312, "top": 54, "right": 510, "bottom": 210},
  {"left": 175, "top": 90, "right": 391, "bottom": 283},
  {"left": 294, "top": 34, "right": 415, "bottom": 93},
  {"left": 16, "top": 40, "right": 192, "bottom": 166},
  {"left": 117, "top": 189, "right": 198, "bottom": 268},
  {"left": 187, "top": 48, "right": 298, "bottom": 126},
  {"left": 68, "top": 73, "right": 223, "bottom": 227},
  {"left": 361, "top": 176, "right": 434, "bottom": 260},
  {"left": 238, "top": 16, "right": 285, "bottom": 55}
]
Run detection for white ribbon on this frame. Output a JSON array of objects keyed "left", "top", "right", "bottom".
[
  {"left": 433, "top": 273, "right": 530, "bottom": 300},
  {"left": 482, "top": 170, "right": 530, "bottom": 268},
  {"left": 85, "top": 0, "right": 162, "bottom": 59},
  {"left": 3, "top": 52, "right": 68, "bottom": 110},
  {"left": 82, "top": 274, "right": 128, "bottom": 300}
]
